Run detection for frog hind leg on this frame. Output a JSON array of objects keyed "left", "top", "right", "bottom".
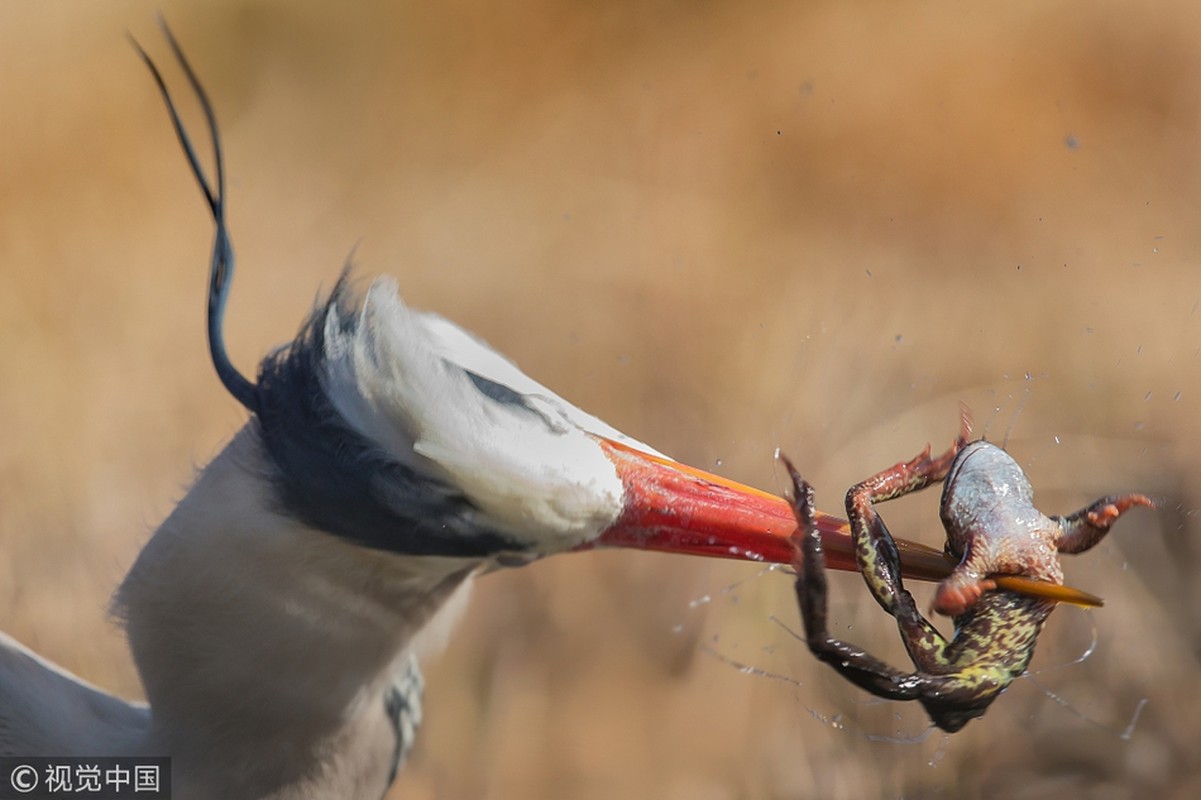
[
  {"left": 785, "top": 458, "right": 957, "bottom": 699},
  {"left": 843, "top": 432, "right": 964, "bottom": 616}
]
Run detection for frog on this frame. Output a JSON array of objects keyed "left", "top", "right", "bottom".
[{"left": 782, "top": 420, "right": 1153, "bottom": 733}]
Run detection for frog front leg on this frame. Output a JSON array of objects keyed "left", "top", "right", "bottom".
[{"left": 1055, "top": 494, "right": 1155, "bottom": 554}]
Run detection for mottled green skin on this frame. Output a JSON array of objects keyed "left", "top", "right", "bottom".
[{"left": 787, "top": 435, "right": 1149, "bottom": 733}]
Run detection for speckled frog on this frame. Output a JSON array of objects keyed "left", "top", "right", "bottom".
[{"left": 784, "top": 422, "right": 1153, "bottom": 733}]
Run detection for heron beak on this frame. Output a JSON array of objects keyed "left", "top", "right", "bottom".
[
  {"left": 587, "top": 437, "right": 952, "bottom": 581},
  {"left": 586, "top": 437, "right": 1105, "bottom": 607}
]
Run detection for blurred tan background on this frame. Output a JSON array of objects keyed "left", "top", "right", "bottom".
[{"left": 2, "top": 1, "right": 1199, "bottom": 797}]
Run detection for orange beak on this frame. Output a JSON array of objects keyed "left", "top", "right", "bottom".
[{"left": 588, "top": 437, "right": 1103, "bottom": 608}]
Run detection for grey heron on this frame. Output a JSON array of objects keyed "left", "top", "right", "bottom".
[{"left": 0, "top": 23, "right": 1092, "bottom": 799}]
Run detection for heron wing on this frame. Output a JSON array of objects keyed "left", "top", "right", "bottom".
[{"left": 0, "top": 631, "right": 148, "bottom": 756}]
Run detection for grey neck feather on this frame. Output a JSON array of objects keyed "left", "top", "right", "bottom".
[{"left": 113, "top": 427, "right": 478, "bottom": 797}]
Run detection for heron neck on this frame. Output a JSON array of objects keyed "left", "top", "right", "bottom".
[{"left": 114, "top": 426, "right": 477, "bottom": 796}]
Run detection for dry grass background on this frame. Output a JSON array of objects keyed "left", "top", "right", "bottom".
[{"left": 2, "top": 1, "right": 1200, "bottom": 797}]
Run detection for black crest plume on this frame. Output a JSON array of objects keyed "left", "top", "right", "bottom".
[{"left": 130, "top": 18, "right": 259, "bottom": 412}]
